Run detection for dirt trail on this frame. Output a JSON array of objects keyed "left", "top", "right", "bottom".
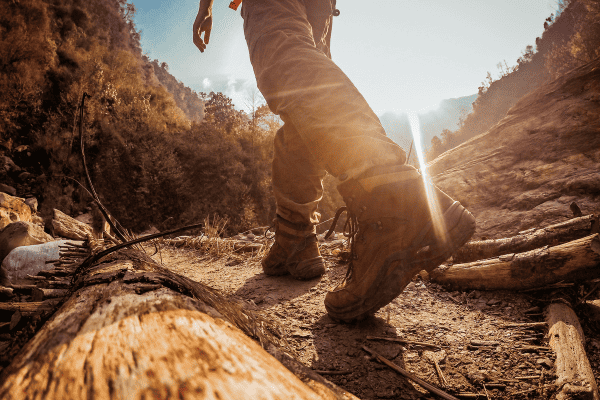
[{"left": 151, "top": 244, "right": 600, "bottom": 400}]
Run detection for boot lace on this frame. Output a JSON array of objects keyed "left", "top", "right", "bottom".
[{"left": 325, "top": 206, "right": 361, "bottom": 282}]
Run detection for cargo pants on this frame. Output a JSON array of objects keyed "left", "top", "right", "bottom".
[{"left": 241, "top": 0, "right": 406, "bottom": 226}]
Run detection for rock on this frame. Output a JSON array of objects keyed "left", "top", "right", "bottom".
[
  {"left": 487, "top": 298, "right": 501, "bottom": 306},
  {"left": 75, "top": 213, "right": 93, "bottom": 225},
  {"left": 140, "top": 226, "right": 160, "bottom": 236},
  {"left": 0, "top": 240, "right": 77, "bottom": 285},
  {"left": 52, "top": 209, "right": 94, "bottom": 240},
  {"left": 31, "top": 215, "right": 45, "bottom": 229},
  {"left": 428, "top": 57, "right": 600, "bottom": 239},
  {"left": 0, "top": 156, "right": 20, "bottom": 174},
  {"left": 0, "top": 184, "right": 16, "bottom": 196},
  {"left": 18, "top": 171, "right": 32, "bottom": 181},
  {"left": 537, "top": 358, "right": 553, "bottom": 369},
  {"left": 0, "top": 221, "right": 53, "bottom": 264},
  {"left": 0, "top": 193, "right": 32, "bottom": 230},
  {"left": 24, "top": 197, "right": 38, "bottom": 213}
]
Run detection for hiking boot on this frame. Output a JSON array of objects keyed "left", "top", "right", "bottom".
[
  {"left": 262, "top": 216, "right": 326, "bottom": 280},
  {"left": 324, "top": 164, "right": 476, "bottom": 321}
]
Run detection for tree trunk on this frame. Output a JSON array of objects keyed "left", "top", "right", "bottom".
[
  {"left": 431, "top": 234, "right": 600, "bottom": 291},
  {"left": 546, "top": 303, "right": 599, "bottom": 400},
  {"left": 0, "top": 247, "right": 356, "bottom": 400},
  {"left": 453, "top": 215, "right": 598, "bottom": 263}
]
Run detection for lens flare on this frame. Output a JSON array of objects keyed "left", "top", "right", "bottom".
[{"left": 407, "top": 112, "right": 448, "bottom": 246}]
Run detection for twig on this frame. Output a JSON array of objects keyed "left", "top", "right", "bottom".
[
  {"left": 433, "top": 358, "right": 448, "bottom": 387},
  {"left": 502, "top": 322, "right": 547, "bottom": 329},
  {"left": 366, "top": 335, "right": 441, "bottom": 350},
  {"left": 482, "top": 383, "right": 490, "bottom": 400},
  {"left": 514, "top": 375, "right": 541, "bottom": 380},
  {"left": 76, "top": 93, "right": 129, "bottom": 243},
  {"left": 76, "top": 222, "right": 204, "bottom": 274},
  {"left": 512, "top": 384, "right": 554, "bottom": 395},
  {"left": 313, "top": 370, "right": 351, "bottom": 376},
  {"left": 521, "top": 282, "right": 574, "bottom": 292},
  {"left": 362, "top": 346, "right": 459, "bottom": 400},
  {"left": 577, "top": 281, "right": 600, "bottom": 305}
]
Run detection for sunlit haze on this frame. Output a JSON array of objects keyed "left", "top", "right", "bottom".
[
  {"left": 134, "top": 0, "right": 557, "bottom": 114},
  {"left": 408, "top": 112, "right": 447, "bottom": 245}
]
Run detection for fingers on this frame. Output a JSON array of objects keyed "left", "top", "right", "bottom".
[
  {"left": 204, "top": 27, "right": 211, "bottom": 45},
  {"left": 192, "top": 16, "right": 212, "bottom": 53}
]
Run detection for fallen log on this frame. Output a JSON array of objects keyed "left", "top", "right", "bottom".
[
  {"left": 431, "top": 234, "right": 600, "bottom": 291},
  {"left": 52, "top": 208, "right": 94, "bottom": 240},
  {"left": 546, "top": 302, "right": 599, "bottom": 400},
  {"left": 453, "top": 214, "right": 597, "bottom": 263},
  {"left": 0, "top": 247, "right": 357, "bottom": 400}
]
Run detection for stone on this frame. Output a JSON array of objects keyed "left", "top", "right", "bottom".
[
  {"left": 0, "top": 156, "right": 20, "bottom": 175},
  {"left": 140, "top": 226, "right": 160, "bottom": 236},
  {"left": 75, "top": 213, "right": 93, "bottom": 225},
  {"left": 1, "top": 240, "right": 78, "bottom": 285},
  {"left": 487, "top": 298, "right": 501, "bottom": 306},
  {"left": 24, "top": 198, "right": 38, "bottom": 213},
  {"left": 537, "top": 358, "right": 553, "bottom": 369},
  {"left": 0, "top": 184, "right": 16, "bottom": 196},
  {"left": 0, "top": 221, "right": 53, "bottom": 264},
  {"left": 31, "top": 215, "right": 45, "bottom": 229},
  {"left": 0, "top": 193, "right": 32, "bottom": 230},
  {"left": 18, "top": 171, "right": 32, "bottom": 181}
]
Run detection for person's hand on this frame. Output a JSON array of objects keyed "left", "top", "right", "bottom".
[{"left": 193, "top": 4, "right": 213, "bottom": 53}]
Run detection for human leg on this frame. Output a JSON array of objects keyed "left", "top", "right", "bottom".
[
  {"left": 242, "top": 0, "right": 475, "bottom": 316},
  {"left": 262, "top": 124, "right": 327, "bottom": 279},
  {"left": 242, "top": 0, "right": 406, "bottom": 178}
]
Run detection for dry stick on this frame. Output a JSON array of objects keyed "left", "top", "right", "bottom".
[
  {"left": 366, "top": 335, "right": 441, "bottom": 350},
  {"left": 433, "top": 359, "right": 448, "bottom": 388},
  {"left": 313, "top": 370, "right": 352, "bottom": 376},
  {"left": 578, "top": 281, "right": 600, "bottom": 305},
  {"left": 502, "top": 322, "right": 547, "bottom": 329},
  {"left": 482, "top": 384, "right": 490, "bottom": 400},
  {"left": 362, "top": 346, "right": 459, "bottom": 400},
  {"left": 76, "top": 93, "right": 128, "bottom": 243},
  {"left": 76, "top": 222, "right": 204, "bottom": 275}
]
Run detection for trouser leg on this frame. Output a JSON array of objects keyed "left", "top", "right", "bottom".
[
  {"left": 270, "top": 0, "right": 331, "bottom": 226},
  {"left": 273, "top": 124, "right": 326, "bottom": 225},
  {"left": 242, "top": 0, "right": 406, "bottom": 180}
]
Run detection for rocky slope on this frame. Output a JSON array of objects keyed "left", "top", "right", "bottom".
[{"left": 430, "top": 57, "right": 600, "bottom": 239}]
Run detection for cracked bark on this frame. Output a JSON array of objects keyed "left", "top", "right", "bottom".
[{"left": 0, "top": 248, "right": 357, "bottom": 400}]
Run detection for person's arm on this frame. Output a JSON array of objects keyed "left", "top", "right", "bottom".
[{"left": 193, "top": 0, "right": 214, "bottom": 53}]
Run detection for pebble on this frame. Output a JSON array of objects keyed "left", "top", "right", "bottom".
[{"left": 487, "top": 298, "right": 501, "bottom": 306}]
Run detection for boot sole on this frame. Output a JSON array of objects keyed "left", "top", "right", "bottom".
[
  {"left": 325, "top": 202, "right": 476, "bottom": 322},
  {"left": 288, "top": 257, "right": 326, "bottom": 280}
]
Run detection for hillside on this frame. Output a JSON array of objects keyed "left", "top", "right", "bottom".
[
  {"left": 430, "top": 56, "right": 600, "bottom": 239},
  {"left": 427, "top": 0, "right": 600, "bottom": 160}
]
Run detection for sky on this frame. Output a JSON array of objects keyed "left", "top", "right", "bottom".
[{"left": 133, "top": 0, "right": 558, "bottom": 115}]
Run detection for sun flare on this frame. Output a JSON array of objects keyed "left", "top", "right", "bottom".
[{"left": 407, "top": 112, "right": 448, "bottom": 246}]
